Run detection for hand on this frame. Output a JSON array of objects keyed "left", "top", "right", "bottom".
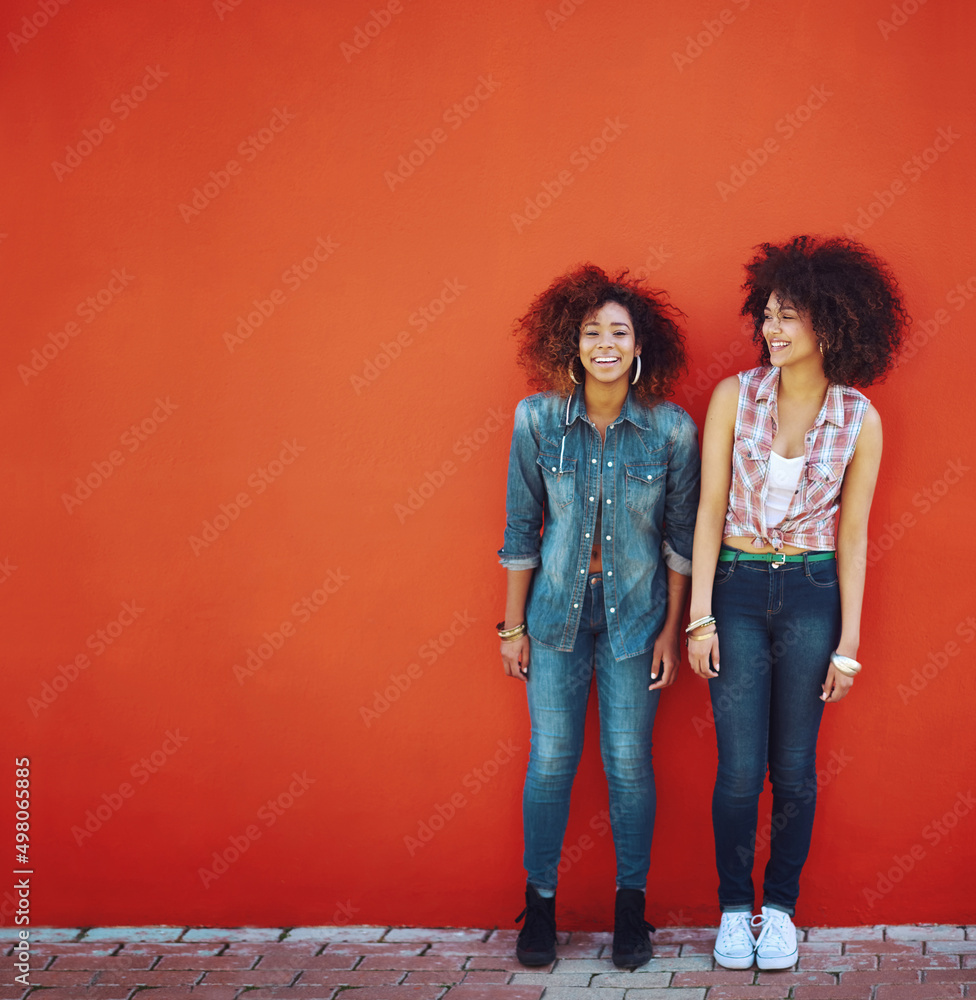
[
  {"left": 649, "top": 626, "right": 681, "bottom": 691},
  {"left": 820, "top": 663, "right": 855, "bottom": 703},
  {"left": 687, "top": 630, "right": 720, "bottom": 680},
  {"left": 501, "top": 635, "right": 530, "bottom": 681}
]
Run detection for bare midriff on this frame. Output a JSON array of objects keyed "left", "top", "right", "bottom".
[
  {"left": 722, "top": 535, "right": 817, "bottom": 556},
  {"left": 588, "top": 543, "right": 602, "bottom": 573}
]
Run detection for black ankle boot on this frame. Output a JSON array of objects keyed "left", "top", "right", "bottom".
[
  {"left": 612, "top": 887, "right": 654, "bottom": 969},
  {"left": 515, "top": 883, "right": 556, "bottom": 966}
]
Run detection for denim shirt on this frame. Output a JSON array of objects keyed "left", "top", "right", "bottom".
[{"left": 498, "top": 388, "right": 701, "bottom": 660}]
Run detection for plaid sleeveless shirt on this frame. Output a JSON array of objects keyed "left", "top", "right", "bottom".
[{"left": 724, "top": 366, "right": 869, "bottom": 551}]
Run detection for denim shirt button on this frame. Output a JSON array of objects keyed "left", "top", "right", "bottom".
[
  {"left": 585, "top": 533, "right": 590, "bottom": 538},
  {"left": 606, "top": 499, "right": 612, "bottom": 504},
  {"left": 607, "top": 571, "right": 612, "bottom": 577},
  {"left": 610, "top": 607, "right": 616, "bottom": 613},
  {"left": 607, "top": 461, "right": 613, "bottom": 466},
  {"left": 589, "top": 496, "right": 595, "bottom": 501},
  {"left": 605, "top": 535, "right": 611, "bottom": 541},
  {"left": 573, "top": 603, "right": 579, "bottom": 608}
]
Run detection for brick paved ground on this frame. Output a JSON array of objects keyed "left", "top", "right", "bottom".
[{"left": 2, "top": 924, "right": 975, "bottom": 999}]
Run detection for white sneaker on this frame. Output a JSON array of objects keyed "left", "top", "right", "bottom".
[
  {"left": 713, "top": 910, "right": 756, "bottom": 969},
  {"left": 754, "top": 905, "right": 798, "bottom": 970}
]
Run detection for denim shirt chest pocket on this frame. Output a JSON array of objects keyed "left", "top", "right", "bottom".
[
  {"left": 732, "top": 437, "right": 766, "bottom": 493},
  {"left": 803, "top": 459, "right": 845, "bottom": 509},
  {"left": 625, "top": 459, "right": 667, "bottom": 515},
  {"left": 538, "top": 453, "right": 576, "bottom": 508}
]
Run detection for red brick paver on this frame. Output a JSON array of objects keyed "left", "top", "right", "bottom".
[
  {"left": 792, "top": 988, "right": 873, "bottom": 1000},
  {"left": 121, "top": 991, "right": 242, "bottom": 1000},
  {"left": 922, "top": 969, "right": 976, "bottom": 983},
  {"left": 13, "top": 969, "right": 97, "bottom": 986},
  {"left": 875, "top": 985, "right": 965, "bottom": 999},
  {"left": 244, "top": 990, "right": 338, "bottom": 1000},
  {"left": 460, "top": 969, "right": 511, "bottom": 983},
  {"left": 93, "top": 969, "right": 205, "bottom": 986},
  {"left": 24, "top": 989, "right": 134, "bottom": 1000},
  {"left": 197, "top": 969, "right": 301, "bottom": 986},
  {"left": 294, "top": 969, "right": 405, "bottom": 986},
  {"left": 49, "top": 953, "right": 158, "bottom": 970},
  {"left": 317, "top": 988, "right": 443, "bottom": 1000},
  {"left": 797, "top": 953, "right": 878, "bottom": 971}
]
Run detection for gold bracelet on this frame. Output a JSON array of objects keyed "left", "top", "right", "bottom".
[
  {"left": 688, "top": 631, "right": 717, "bottom": 641},
  {"left": 496, "top": 620, "right": 525, "bottom": 632}
]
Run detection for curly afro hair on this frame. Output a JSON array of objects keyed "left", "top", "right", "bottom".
[
  {"left": 741, "top": 235, "right": 909, "bottom": 388},
  {"left": 514, "top": 264, "right": 687, "bottom": 405}
]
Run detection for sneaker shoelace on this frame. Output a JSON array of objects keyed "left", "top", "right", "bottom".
[
  {"left": 719, "top": 912, "right": 755, "bottom": 951},
  {"left": 754, "top": 910, "right": 791, "bottom": 952},
  {"left": 613, "top": 893, "right": 655, "bottom": 949},
  {"left": 515, "top": 898, "right": 555, "bottom": 939},
  {"left": 617, "top": 908, "right": 656, "bottom": 937},
  {"left": 616, "top": 906, "right": 657, "bottom": 934}
]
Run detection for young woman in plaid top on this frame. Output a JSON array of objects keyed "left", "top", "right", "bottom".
[{"left": 687, "top": 237, "right": 908, "bottom": 971}]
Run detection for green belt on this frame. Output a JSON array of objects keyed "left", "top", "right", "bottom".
[{"left": 718, "top": 549, "right": 835, "bottom": 563}]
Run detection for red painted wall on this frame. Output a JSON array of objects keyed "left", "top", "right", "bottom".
[{"left": 4, "top": 0, "right": 975, "bottom": 931}]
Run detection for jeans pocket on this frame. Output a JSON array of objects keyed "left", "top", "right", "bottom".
[
  {"left": 714, "top": 559, "right": 737, "bottom": 586},
  {"left": 804, "top": 557, "right": 838, "bottom": 588}
]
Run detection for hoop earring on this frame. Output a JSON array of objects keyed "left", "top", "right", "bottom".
[
  {"left": 819, "top": 341, "right": 826, "bottom": 357},
  {"left": 631, "top": 355, "right": 642, "bottom": 385},
  {"left": 568, "top": 359, "right": 580, "bottom": 385}
]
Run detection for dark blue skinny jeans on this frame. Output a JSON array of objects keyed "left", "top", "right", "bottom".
[{"left": 709, "top": 550, "right": 841, "bottom": 915}]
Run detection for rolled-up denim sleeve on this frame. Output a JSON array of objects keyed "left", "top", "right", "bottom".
[
  {"left": 498, "top": 398, "right": 545, "bottom": 570},
  {"left": 662, "top": 412, "right": 701, "bottom": 576}
]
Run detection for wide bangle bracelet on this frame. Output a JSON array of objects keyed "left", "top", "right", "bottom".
[
  {"left": 830, "top": 652, "right": 862, "bottom": 677},
  {"left": 686, "top": 615, "right": 716, "bottom": 634},
  {"left": 688, "top": 630, "right": 717, "bottom": 641}
]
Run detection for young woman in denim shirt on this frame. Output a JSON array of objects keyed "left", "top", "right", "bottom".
[
  {"left": 497, "top": 265, "right": 700, "bottom": 969},
  {"left": 687, "top": 237, "right": 908, "bottom": 971}
]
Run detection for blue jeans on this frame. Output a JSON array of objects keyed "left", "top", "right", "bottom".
[
  {"left": 523, "top": 574, "right": 660, "bottom": 892},
  {"left": 709, "top": 551, "right": 841, "bottom": 915}
]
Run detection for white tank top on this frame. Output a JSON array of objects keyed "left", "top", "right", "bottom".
[{"left": 765, "top": 451, "right": 804, "bottom": 528}]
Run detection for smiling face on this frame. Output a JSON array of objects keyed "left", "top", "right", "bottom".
[
  {"left": 578, "top": 301, "right": 640, "bottom": 386},
  {"left": 762, "top": 291, "right": 821, "bottom": 369}
]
